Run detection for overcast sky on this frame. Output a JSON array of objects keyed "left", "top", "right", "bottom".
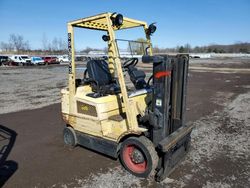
[{"left": 0, "top": 0, "right": 249, "bottom": 50}]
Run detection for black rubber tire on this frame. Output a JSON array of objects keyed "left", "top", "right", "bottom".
[
  {"left": 119, "top": 136, "right": 159, "bottom": 178},
  {"left": 63, "top": 126, "right": 77, "bottom": 147},
  {"left": 184, "top": 133, "right": 192, "bottom": 152}
]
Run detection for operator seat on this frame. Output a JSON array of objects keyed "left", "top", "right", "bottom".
[{"left": 86, "top": 60, "right": 120, "bottom": 96}]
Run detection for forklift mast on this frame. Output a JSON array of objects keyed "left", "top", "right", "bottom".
[
  {"left": 143, "top": 55, "right": 189, "bottom": 145},
  {"left": 142, "top": 54, "right": 191, "bottom": 180}
]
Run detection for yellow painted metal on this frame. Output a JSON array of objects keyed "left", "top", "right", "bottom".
[
  {"left": 69, "top": 12, "right": 147, "bottom": 31},
  {"left": 106, "top": 15, "right": 116, "bottom": 76},
  {"left": 144, "top": 24, "right": 153, "bottom": 56},
  {"left": 107, "top": 37, "right": 115, "bottom": 76},
  {"left": 62, "top": 12, "right": 154, "bottom": 143},
  {"left": 67, "top": 24, "right": 76, "bottom": 115},
  {"left": 105, "top": 14, "right": 140, "bottom": 131},
  {"left": 61, "top": 85, "right": 148, "bottom": 142}
]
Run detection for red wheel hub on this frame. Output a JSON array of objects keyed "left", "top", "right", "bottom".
[{"left": 123, "top": 145, "right": 147, "bottom": 173}]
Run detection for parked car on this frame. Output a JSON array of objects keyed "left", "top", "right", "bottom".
[
  {"left": 31, "top": 57, "right": 45, "bottom": 65},
  {"left": 57, "top": 55, "right": 69, "bottom": 63},
  {"left": 0, "top": 55, "right": 19, "bottom": 66},
  {"left": 10, "top": 55, "right": 32, "bottom": 66},
  {"left": 42, "top": 56, "right": 58, "bottom": 65}
]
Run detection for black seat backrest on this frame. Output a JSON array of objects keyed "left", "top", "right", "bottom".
[{"left": 87, "top": 60, "right": 112, "bottom": 86}]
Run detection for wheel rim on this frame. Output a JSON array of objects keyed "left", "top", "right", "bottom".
[{"left": 123, "top": 144, "right": 147, "bottom": 173}]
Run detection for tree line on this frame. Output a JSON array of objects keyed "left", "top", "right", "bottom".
[
  {"left": 153, "top": 42, "right": 250, "bottom": 54},
  {"left": 0, "top": 34, "right": 67, "bottom": 54},
  {"left": 125, "top": 38, "right": 250, "bottom": 54},
  {"left": 1, "top": 34, "right": 249, "bottom": 54},
  {"left": 0, "top": 34, "right": 30, "bottom": 52}
]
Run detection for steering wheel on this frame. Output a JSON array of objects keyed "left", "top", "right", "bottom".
[
  {"left": 83, "top": 68, "right": 88, "bottom": 80},
  {"left": 122, "top": 58, "right": 138, "bottom": 70},
  {"left": 146, "top": 75, "right": 153, "bottom": 88}
]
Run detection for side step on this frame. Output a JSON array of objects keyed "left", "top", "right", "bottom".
[{"left": 75, "top": 131, "right": 118, "bottom": 158}]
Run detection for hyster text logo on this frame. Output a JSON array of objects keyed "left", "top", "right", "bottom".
[
  {"left": 81, "top": 105, "right": 89, "bottom": 111},
  {"left": 68, "top": 33, "right": 72, "bottom": 74}
]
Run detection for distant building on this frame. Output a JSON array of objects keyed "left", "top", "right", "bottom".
[{"left": 88, "top": 51, "right": 106, "bottom": 55}]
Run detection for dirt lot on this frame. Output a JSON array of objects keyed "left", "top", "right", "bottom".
[{"left": 0, "top": 58, "right": 249, "bottom": 187}]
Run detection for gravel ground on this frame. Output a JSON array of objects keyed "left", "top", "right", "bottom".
[
  {"left": 0, "top": 66, "right": 68, "bottom": 114},
  {"left": 189, "top": 57, "right": 250, "bottom": 68}
]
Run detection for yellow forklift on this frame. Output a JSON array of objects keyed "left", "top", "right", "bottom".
[{"left": 61, "top": 12, "right": 193, "bottom": 181}]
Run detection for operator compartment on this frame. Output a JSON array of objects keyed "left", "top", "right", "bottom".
[{"left": 69, "top": 59, "right": 151, "bottom": 122}]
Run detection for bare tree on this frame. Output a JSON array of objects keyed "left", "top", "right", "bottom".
[
  {"left": 51, "top": 37, "right": 59, "bottom": 51},
  {"left": 42, "top": 33, "right": 48, "bottom": 51},
  {"left": 0, "top": 42, "right": 13, "bottom": 52},
  {"left": 58, "top": 38, "right": 67, "bottom": 51},
  {"left": 153, "top": 45, "right": 160, "bottom": 53},
  {"left": 47, "top": 43, "right": 52, "bottom": 52},
  {"left": 184, "top": 43, "right": 191, "bottom": 53},
  {"left": 8, "top": 34, "right": 29, "bottom": 52}
]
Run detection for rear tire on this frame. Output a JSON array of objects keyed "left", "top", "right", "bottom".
[
  {"left": 63, "top": 126, "right": 77, "bottom": 147},
  {"left": 119, "top": 136, "right": 158, "bottom": 178}
]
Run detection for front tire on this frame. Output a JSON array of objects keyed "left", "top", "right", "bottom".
[
  {"left": 63, "top": 126, "right": 77, "bottom": 147},
  {"left": 119, "top": 136, "right": 158, "bottom": 178}
]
